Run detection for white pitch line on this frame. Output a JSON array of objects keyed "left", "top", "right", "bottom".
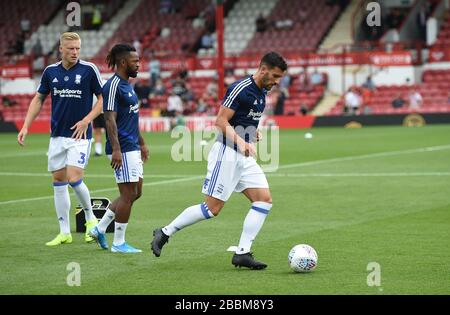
[
  {"left": 274, "top": 144, "right": 450, "bottom": 171},
  {"left": 0, "top": 151, "right": 47, "bottom": 159},
  {"left": 1, "top": 144, "right": 449, "bottom": 205},
  {"left": 85, "top": 176, "right": 203, "bottom": 194},
  {"left": 3, "top": 171, "right": 450, "bottom": 179},
  {"left": 0, "top": 172, "right": 193, "bottom": 179},
  {"left": 267, "top": 172, "right": 450, "bottom": 177},
  {"left": 0, "top": 176, "right": 203, "bottom": 206}
]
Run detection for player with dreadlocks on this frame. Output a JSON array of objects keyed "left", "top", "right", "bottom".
[{"left": 89, "top": 44, "right": 149, "bottom": 253}]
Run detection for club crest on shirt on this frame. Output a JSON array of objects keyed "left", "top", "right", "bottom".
[{"left": 75, "top": 74, "right": 81, "bottom": 84}]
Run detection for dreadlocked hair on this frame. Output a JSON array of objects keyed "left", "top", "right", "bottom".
[{"left": 106, "top": 44, "right": 136, "bottom": 70}]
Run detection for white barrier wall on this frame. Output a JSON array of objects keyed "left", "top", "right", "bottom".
[{"left": 0, "top": 78, "right": 37, "bottom": 94}]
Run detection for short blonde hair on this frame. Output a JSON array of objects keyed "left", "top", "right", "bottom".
[{"left": 60, "top": 32, "right": 81, "bottom": 45}]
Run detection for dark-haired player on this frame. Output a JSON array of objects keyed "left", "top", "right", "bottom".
[
  {"left": 89, "top": 44, "right": 149, "bottom": 253},
  {"left": 151, "top": 52, "right": 287, "bottom": 269}
]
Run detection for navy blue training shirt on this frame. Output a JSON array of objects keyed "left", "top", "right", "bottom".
[
  {"left": 102, "top": 73, "right": 140, "bottom": 155},
  {"left": 220, "top": 75, "right": 267, "bottom": 146},
  {"left": 37, "top": 60, "right": 103, "bottom": 139}
]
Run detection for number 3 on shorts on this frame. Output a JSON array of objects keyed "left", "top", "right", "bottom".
[{"left": 78, "top": 152, "right": 86, "bottom": 164}]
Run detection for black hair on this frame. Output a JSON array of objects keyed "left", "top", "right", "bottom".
[
  {"left": 106, "top": 44, "right": 136, "bottom": 69},
  {"left": 260, "top": 51, "right": 287, "bottom": 72}
]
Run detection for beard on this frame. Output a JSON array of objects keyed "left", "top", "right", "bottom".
[
  {"left": 127, "top": 68, "right": 138, "bottom": 78},
  {"left": 264, "top": 82, "right": 274, "bottom": 90},
  {"left": 262, "top": 74, "right": 272, "bottom": 90}
]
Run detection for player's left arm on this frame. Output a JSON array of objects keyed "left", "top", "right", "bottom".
[
  {"left": 138, "top": 132, "right": 149, "bottom": 163},
  {"left": 71, "top": 94, "right": 103, "bottom": 140}
]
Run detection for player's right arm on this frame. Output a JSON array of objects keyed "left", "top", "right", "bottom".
[
  {"left": 103, "top": 78, "right": 122, "bottom": 170},
  {"left": 17, "top": 93, "right": 47, "bottom": 146},
  {"left": 215, "top": 106, "right": 256, "bottom": 157},
  {"left": 216, "top": 81, "right": 256, "bottom": 157},
  {"left": 104, "top": 111, "right": 122, "bottom": 170},
  {"left": 18, "top": 67, "right": 51, "bottom": 146}
]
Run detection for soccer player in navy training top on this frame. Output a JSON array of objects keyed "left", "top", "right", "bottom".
[
  {"left": 152, "top": 52, "right": 287, "bottom": 269},
  {"left": 17, "top": 32, "right": 103, "bottom": 246},
  {"left": 88, "top": 44, "right": 149, "bottom": 253}
]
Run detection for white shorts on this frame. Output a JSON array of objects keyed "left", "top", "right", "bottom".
[
  {"left": 107, "top": 150, "right": 143, "bottom": 183},
  {"left": 202, "top": 142, "right": 269, "bottom": 202},
  {"left": 48, "top": 137, "right": 92, "bottom": 172}
]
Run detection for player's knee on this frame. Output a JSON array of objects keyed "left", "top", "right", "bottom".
[
  {"left": 209, "top": 206, "right": 222, "bottom": 216},
  {"left": 121, "top": 193, "right": 135, "bottom": 205},
  {"left": 134, "top": 190, "right": 142, "bottom": 201},
  {"left": 204, "top": 196, "right": 225, "bottom": 216},
  {"left": 255, "top": 195, "right": 272, "bottom": 204},
  {"left": 206, "top": 202, "right": 224, "bottom": 216},
  {"left": 130, "top": 191, "right": 139, "bottom": 202},
  {"left": 265, "top": 192, "right": 273, "bottom": 204},
  {"left": 66, "top": 169, "right": 84, "bottom": 183}
]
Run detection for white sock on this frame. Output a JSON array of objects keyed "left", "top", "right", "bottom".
[
  {"left": 69, "top": 179, "right": 96, "bottom": 222},
  {"left": 113, "top": 222, "right": 128, "bottom": 246},
  {"left": 236, "top": 202, "right": 272, "bottom": 254},
  {"left": 53, "top": 183, "right": 71, "bottom": 235},
  {"left": 95, "top": 142, "right": 102, "bottom": 155},
  {"left": 163, "top": 202, "right": 214, "bottom": 236},
  {"left": 97, "top": 209, "right": 115, "bottom": 234}
]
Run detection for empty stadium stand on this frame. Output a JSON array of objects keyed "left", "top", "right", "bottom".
[
  {"left": 0, "top": 0, "right": 61, "bottom": 62},
  {"left": 243, "top": 0, "right": 342, "bottom": 54},
  {"left": 96, "top": 0, "right": 211, "bottom": 59}
]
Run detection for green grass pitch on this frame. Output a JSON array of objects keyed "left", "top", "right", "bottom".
[{"left": 0, "top": 125, "right": 449, "bottom": 294}]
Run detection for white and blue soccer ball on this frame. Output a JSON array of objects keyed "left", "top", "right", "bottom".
[{"left": 288, "top": 244, "right": 318, "bottom": 273}]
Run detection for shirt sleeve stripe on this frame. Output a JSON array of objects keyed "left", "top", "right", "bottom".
[
  {"left": 223, "top": 80, "right": 252, "bottom": 108},
  {"left": 223, "top": 78, "right": 250, "bottom": 107},
  {"left": 36, "top": 61, "right": 61, "bottom": 92},
  {"left": 108, "top": 77, "right": 119, "bottom": 111},
  {"left": 107, "top": 77, "right": 120, "bottom": 111},
  {"left": 80, "top": 60, "right": 103, "bottom": 88},
  {"left": 223, "top": 79, "right": 251, "bottom": 107},
  {"left": 43, "top": 61, "right": 61, "bottom": 72}
]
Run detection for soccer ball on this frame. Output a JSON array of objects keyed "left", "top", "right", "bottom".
[{"left": 288, "top": 244, "right": 318, "bottom": 273}]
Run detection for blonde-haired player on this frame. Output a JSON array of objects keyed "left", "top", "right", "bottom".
[{"left": 18, "top": 32, "right": 104, "bottom": 246}]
